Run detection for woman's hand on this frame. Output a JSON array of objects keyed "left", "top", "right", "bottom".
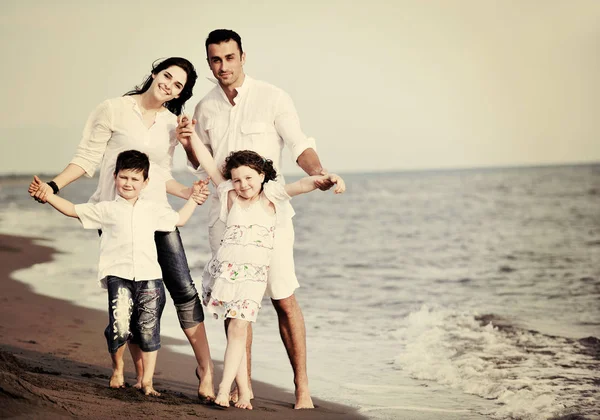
[{"left": 28, "top": 175, "right": 53, "bottom": 203}]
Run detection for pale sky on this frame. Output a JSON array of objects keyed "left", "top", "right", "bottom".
[{"left": 1, "top": 0, "right": 599, "bottom": 175}]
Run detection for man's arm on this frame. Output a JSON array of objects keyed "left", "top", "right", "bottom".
[{"left": 273, "top": 91, "right": 335, "bottom": 191}]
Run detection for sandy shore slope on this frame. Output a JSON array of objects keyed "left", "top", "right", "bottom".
[{"left": 0, "top": 233, "right": 367, "bottom": 419}]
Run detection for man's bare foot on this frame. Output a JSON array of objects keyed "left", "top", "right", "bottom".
[
  {"left": 195, "top": 366, "right": 215, "bottom": 403},
  {"left": 214, "top": 391, "right": 230, "bottom": 408},
  {"left": 142, "top": 383, "right": 161, "bottom": 396},
  {"left": 109, "top": 372, "right": 125, "bottom": 389},
  {"left": 294, "top": 388, "right": 314, "bottom": 409}
]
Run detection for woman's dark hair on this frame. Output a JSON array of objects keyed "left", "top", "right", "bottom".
[
  {"left": 114, "top": 150, "right": 150, "bottom": 180},
  {"left": 124, "top": 57, "right": 197, "bottom": 116},
  {"left": 223, "top": 150, "right": 277, "bottom": 184}
]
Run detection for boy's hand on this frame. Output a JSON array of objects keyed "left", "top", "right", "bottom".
[
  {"left": 190, "top": 179, "right": 210, "bottom": 205},
  {"left": 28, "top": 175, "right": 52, "bottom": 203},
  {"left": 176, "top": 115, "right": 196, "bottom": 146}
]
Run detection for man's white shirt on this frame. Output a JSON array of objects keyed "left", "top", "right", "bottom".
[{"left": 189, "top": 75, "right": 316, "bottom": 226}]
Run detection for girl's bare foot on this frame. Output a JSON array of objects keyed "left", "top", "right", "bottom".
[
  {"left": 141, "top": 381, "right": 161, "bottom": 396},
  {"left": 229, "top": 384, "right": 254, "bottom": 403},
  {"left": 234, "top": 392, "right": 253, "bottom": 410},
  {"left": 109, "top": 372, "right": 125, "bottom": 389},
  {"left": 214, "top": 391, "right": 230, "bottom": 408}
]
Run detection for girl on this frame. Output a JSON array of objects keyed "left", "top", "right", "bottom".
[
  {"left": 28, "top": 57, "right": 215, "bottom": 401},
  {"left": 184, "top": 124, "right": 345, "bottom": 409}
]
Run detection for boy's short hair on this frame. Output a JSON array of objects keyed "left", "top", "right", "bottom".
[{"left": 114, "top": 150, "right": 150, "bottom": 180}]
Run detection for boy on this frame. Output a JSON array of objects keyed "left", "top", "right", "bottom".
[{"left": 30, "top": 150, "right": 205, "bottom": 396}]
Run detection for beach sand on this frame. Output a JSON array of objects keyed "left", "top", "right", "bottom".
[{"left": 0, "top": 233, "right": 367, "bottom": 419}]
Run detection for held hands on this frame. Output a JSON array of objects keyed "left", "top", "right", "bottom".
[
  {"left": 317, "top": 173, "right": 346, "bottom": 194},
  {"left": 190, "top": 178, "right": 210, "bottom": 205},
  {"left": 314, "top": 169, "right": 338, "bottom": 192},
  {"left": 176, "top": 114, "right": 196, "bottom": 146},
  {"left": 28, "top": 175, "right": 53, "bottom": 203}
]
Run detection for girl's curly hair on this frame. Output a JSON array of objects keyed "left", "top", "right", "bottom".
[{"left": 223, "top": 150, "right": 278, "bottom": 184}]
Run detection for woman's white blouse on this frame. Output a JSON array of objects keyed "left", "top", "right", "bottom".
[{"left": 70, "top": 96, "right": 178, "bottom": 206}]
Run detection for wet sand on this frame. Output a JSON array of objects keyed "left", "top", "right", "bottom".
[{"left": 0, "top": 233, "right": 366, "bottom": 419}]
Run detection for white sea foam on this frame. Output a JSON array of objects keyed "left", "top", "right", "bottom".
[{"left": 394, "top": 305, "right": 599, "bottom": 419}]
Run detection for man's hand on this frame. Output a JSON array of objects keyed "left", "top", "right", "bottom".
[
  {"left": 313, "top": 169, "right": 335, "bottom": 191},
  {"left": 176, "top": 115, "right": 196, "bottom": 146},
  {"left": 28, "top": 175, "right": 53, "bottom": 203}
]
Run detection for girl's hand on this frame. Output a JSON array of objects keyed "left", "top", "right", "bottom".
[
  {"left": 326, "top": 174, "right": 346, "bottom": 194},
  {"left": 28, "top": 175, "right": 52, "bottom": 203},
  {"left": 314, "top": 169, "right": 335, "bottom": 191}
]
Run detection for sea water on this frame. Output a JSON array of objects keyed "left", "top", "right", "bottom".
[{"left": 1, "top": 164, "right": 598, "bottom": 420}]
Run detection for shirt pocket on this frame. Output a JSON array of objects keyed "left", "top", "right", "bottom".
[{"left": 240, "top": 122, "right": 280, "bottom": 157}]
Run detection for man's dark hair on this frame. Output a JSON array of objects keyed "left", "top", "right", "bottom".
[
  {"left": 205, "top": 29, "right": 243, "bottom": 56},
  {"left": 114, "top": 150, "right": 150, "bottom": 180}
]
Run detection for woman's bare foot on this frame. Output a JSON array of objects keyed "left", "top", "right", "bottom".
[
  {"left": 214, "top": 391, "right": 230, "bottom": 408},
  {"left": 142, "top": 382, "right": 161, "bottom": 397},
  {"left": 109, "top": 371, "right": 125, "bottom": 389},
  {"left": 195, "top": 366, "right": 215, "bottom": 403}
]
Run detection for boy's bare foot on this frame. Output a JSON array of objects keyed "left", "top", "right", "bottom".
[
  {"left": 214, "top": 391, "right": 230, "bottom": 408},
  {"left": 195, "top": 366, "right": 215, "bottom": 403},
  {"left": 109, "top": 372, "right": 125, "bottom": 389},
  {"left": 142, "top": 383, "right": 161, "bottom": 396},
  {"left": 294, "top": 388, "right": 314, "bottom": 409}
]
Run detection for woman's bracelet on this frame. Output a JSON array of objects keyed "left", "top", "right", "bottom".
[{"left": 47, "top": 181, "right": 59, "bottom": 195}]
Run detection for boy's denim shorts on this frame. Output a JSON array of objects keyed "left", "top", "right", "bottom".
[{"left": 104, "top": 276, "right": 166, "bottom": 354}]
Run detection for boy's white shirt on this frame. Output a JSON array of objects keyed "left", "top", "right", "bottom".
[{"left": 74, "top": 196, "right": 179, "bottom": 288}]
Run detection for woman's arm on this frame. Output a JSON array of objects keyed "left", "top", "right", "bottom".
[
  {"left": 30, "top": 100, "right": 113, "bottom": 203},
  {"left": 29, "top": 163, "right": 86, "bottom": 203}
]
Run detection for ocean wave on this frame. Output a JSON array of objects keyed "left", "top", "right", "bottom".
[{"left": 393, "top": 306, "right": 600, "bottom": 420}]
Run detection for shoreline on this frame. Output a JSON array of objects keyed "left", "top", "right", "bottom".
[{"left": 0, "top": 233, "right": 366, "bottom": 419}]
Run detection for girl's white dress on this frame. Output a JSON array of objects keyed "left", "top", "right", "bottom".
[{"left": 202, "top": 180, "right": 293, "bottom": 322}]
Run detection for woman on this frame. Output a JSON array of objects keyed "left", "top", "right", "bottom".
[{"left": 29, "top": 57, "right": 215, "bottom": 401}]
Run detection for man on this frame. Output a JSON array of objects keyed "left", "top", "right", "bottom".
[{"left": 177, "top": 29, "right": 334, "bottom": 409}]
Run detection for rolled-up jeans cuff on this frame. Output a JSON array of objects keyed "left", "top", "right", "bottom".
[{"left": 176, "top": 296, "right": 205, "bottom": 329}]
